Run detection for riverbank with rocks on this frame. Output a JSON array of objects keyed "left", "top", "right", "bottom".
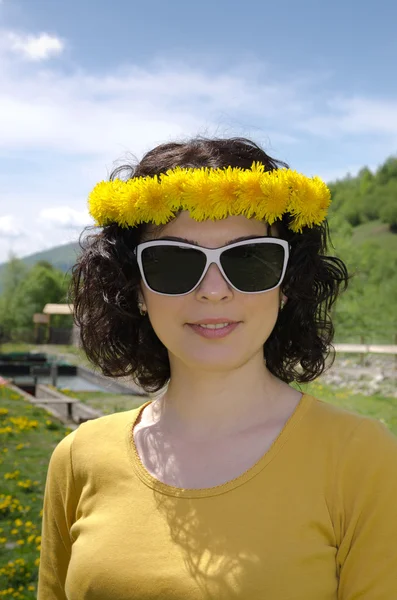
[{"left": 320, "top": 353, "right": 396, "bottom": 398}]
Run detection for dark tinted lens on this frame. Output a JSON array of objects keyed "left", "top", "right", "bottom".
[
  {"left": 220, "top": 242, "right": 285, "bottom": 292},
  {"left": 141, "top": 245, "right": 206, "bottom": 294}
]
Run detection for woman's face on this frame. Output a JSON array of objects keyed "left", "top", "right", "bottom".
[{"left": 139, "top": 211, "right": 286, "bottom": 372}]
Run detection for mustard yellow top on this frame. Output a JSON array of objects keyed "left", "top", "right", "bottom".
[{"left": 37, "top": 394, "right": 397, "bottom": 599}]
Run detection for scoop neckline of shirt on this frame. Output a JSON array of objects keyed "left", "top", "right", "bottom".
[{"left": 125, "top": 392, "right": 314, "bottom": 499}]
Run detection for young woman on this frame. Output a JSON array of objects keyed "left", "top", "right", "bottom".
[{"left": 37, "top": 137, "right": 397, "bottom": 599}]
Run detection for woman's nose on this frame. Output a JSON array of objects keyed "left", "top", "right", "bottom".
[{"left": 195, "top": 263, "right": 233, "bottom": 299}]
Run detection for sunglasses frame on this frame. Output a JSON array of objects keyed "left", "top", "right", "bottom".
[{"left": 134, "top": 237, "right": 290, "bottom": 296}]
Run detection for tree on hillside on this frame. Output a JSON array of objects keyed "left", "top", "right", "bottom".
[
  {"left": 376, "top": 157, "right": 397, "bottom": 185},
  {"left": 331, "top": 238, "right": 397, "bottom": 342},
  {"left": 0, "top": 258, "right": 72, "bottom": 333},
  {"left": 0, "top": 253, "right": 29, "bottom": 332},
  {"left": 11, "top": 263, "right": 72, "bottom": 329},
  {"left": 380, "top": 200, "right": 397, "bottom": 233},
  {"left": 328, "top": 156, "right": 397, "bottom": 229}
]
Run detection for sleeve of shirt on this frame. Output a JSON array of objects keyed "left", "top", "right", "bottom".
[
  {"left": 335, "top": 417, "right": 397, "bottom": 599},
  {"left": 37, "top": 428, "right": 79, "bottom": 600}
]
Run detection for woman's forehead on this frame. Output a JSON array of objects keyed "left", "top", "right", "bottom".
[{"left": 146, "top": 211, "right": 274, "bottom": 243}]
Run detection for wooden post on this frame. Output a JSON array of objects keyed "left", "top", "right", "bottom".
[
  {"left": 360, "top": 335, "right": 365, "bottom": 366},
  {"left": 51, "top": 362, "right": 58, "bottom": 387},
  {"left": 395, "top": 334, "right": 397, "bottom": 370}
]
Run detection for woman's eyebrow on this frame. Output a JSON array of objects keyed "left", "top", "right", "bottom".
[{"left": 157, "top": 235, "right": 266, "bottom": 246}]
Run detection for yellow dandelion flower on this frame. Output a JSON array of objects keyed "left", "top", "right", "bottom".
[
  {"left": 160, "top": 167, "right": 189, "bottom": 213},
  {"left": 116, "top": 179, "right": 143, "bottom": 227},
  {"left": 135, "top": 176, "right": 174, "bottom": 225},
  {"left": 182, "top": 168, "right": 217, "bottom": 220},
  {"left": 236, "top": 167, "right": 266, "bottom": 219},
  {"left": 255, "top": 169, "right": 290, "bottom": 224},
  {"left": 208, "top": 167, "right": 241, "bottom": 219},
  {"left": 287, "top": 171, "right": 331, "bottom": 232},
  {"left": 88, "top": 180, "right": 123, "bottom": 226}
]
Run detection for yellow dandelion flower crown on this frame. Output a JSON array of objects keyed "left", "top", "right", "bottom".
[{"left": 88, "top": 162, "right": 331, "bottom": 233}]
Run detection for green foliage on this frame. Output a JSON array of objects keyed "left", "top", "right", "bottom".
[
  {"left": 327, "top": 157, "right": 397, "bottom": 342},
  {"left": 0, "top": 253, "right": 29, "bottom": 332},
  {"left": 0, "top": 241, "right": 80, "bottom": 295},
  {"left": 380, "top": 199, "right": 397, "bottom": 231},
  {"left": 329, "top": 156, "right": 397, "bottom": 231},
  {"left": 0, "top": 257, "right": 71, "bottom": 332}
]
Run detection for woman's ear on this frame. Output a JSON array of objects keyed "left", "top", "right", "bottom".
[
  {"left": 138, "top": 283, "right": 147, "bottom": 310},
  {"left": 281, "top": 293, "right": 288, "bottom": 304}
]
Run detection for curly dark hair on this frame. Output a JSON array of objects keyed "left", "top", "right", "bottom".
[{"left": 70, "top": 137, "right": 349, "bottom": 393}]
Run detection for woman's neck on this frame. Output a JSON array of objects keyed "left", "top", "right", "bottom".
[{"left": 148, "top": 358, "right": 294, "bottom": 443}]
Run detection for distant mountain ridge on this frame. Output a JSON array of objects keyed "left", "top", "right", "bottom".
[{"left": 0, "top": 241, "right": 81, "bottom": 294}]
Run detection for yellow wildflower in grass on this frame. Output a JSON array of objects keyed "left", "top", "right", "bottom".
[
  {"left": 4, "top": 470, "right": 20, "bottom": 480},
  {"left": 0, "top": 426, "right": 13, "bottom": 435},
  {"left": 8, "top": 416, "right": 38, "bottom": 432},
  {"left": 17, "top": 479, "right": 38, "bottom": 491},
  {"left": 15, "top": 444, "right": 24, "bottom": 451},
  {"left": 0, "top": 408, "right": 9, "bottom": 417}
]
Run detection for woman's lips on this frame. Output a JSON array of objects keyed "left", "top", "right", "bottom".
[{"left": 187, "top": 322, "right": 240, "bottom": 339}]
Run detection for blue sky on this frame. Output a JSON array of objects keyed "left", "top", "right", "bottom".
[{"left": 0, "top": 0, "right": 396, "bottom": 263}]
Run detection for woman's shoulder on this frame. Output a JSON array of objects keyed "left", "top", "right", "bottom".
[
  {"left": 303, "top": 392, "right": 397, "bottom": 450},
  {"left": 52, "top": 404, "right": 145, "bottom": 455}
]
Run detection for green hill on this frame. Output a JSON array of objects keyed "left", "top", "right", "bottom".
[
  {"left": 0, "top": 241, "right": 81, "bottom": 295},
  {"left": 351, "top": 220, "right": 397, "bottom": 252}
]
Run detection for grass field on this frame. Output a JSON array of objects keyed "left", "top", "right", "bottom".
[
  {"left": 57, "top": 388, "right": 146, "bottom": 414},
  {"left": 352, "top": 219, "right": 397, "bottom": 252}
]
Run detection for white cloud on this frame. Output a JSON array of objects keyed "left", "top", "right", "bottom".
[
  {"left": 0, "top": 60, "right": 304, "bottom": 158},
  {"left": 0, "top": 215, "right": 23, "bottom": 238},
  {"left": 6, "top": 31, "right": 64, "bottom": 61},
  {"left": 298, "top": 96, "right": 397, "bottom": 138},
  {"left": 39, "top": 206, "right": 91, "bottom": 228}
]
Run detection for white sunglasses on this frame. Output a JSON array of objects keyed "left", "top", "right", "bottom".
[{"left": 134, "top": 237, "right": 290, "bottom": 296}]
